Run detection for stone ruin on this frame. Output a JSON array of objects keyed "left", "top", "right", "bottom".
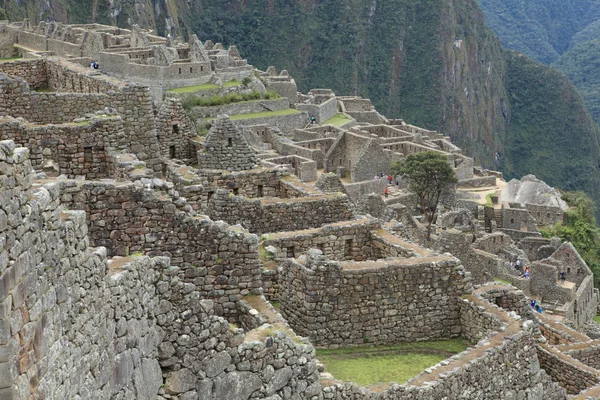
[{"left": 0, "top": 20, "right": 599, "bottom": 400}]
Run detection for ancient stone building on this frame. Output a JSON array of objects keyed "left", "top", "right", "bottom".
[{"left": 1, "top": 19, "right": 599, "bottom": 400}]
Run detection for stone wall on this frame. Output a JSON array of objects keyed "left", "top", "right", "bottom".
[
  {"left": 0, "top": 58, "right": 47, "bottom": 89},
  {"left": 526, "top": 203, "right": 564, "bottom": 226},
  {"left": 155, "top": 97, "right": 196, "bottom": 161},
  {"left": 55, "top": 179, "right": 262, "bottom": 319},
  {"left": 208, "top": 189, "right": 354, "bottom": 235},
  {"left": 296, "top": 97, "right": 337, "bottom": 124},
  {"left": 0, "top": 64, "right": 161, "bottom": 174},
  {"left": 0, "top": 114, "right": 125, "bottom": 178},
  {"left": 537, "top": 344, "right": 600, "bottom": 394},
  {"left": 563, "top": 341, "right": 600, "bottom": 370},
  {"left": 279, "top": 253, "right": 471, "bottom": 346},
  {"left": 165, "top": 163, "right": 305, "bottom": 212},
  {"left": 261, "top": 218, "right": 419, "bottom": 263},
  {"left": 0, "top": 141, "right": 163, "bottom": 399},
  {"left": 189, "top": 97, "right": 289, "bottom": 119},
  {"left": 320, "top": 296, "right": 565, "bottom": 400},
  {"left": 230, "top": 111, "right": 308, "bottom": 134}
]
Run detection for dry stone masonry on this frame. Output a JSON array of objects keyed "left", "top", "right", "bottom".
[{"left": 0, "top": 19, "right": 599, "bottom": 400}]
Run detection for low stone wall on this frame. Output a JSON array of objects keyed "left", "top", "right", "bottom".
[
  {"left": 459, "top": 297, "right": 503, "bottom": 342},
  {"left": 457, "top": 175, "right": 496, "bottom": 188},
  {"left": 321, "top": 297, "right": 565, "bottom": 399},
  {"left": 563, "top": 341, "right": 600, "bottom": 370},
  {"left": 279, "top": 254, "right": 471, "bottom": 347},
  {"left": 230, "top": 111, "right": 309, "bottom": 133},
  {"left": 343, "top": 178, "right": 388, "bottom": 203},
  {"left": 208, "top": 189, "right": 354, "bottom": 235},
  {"left": 165, "top": 163, "right": 306, "bottom": 211},
  {"left": 537, "top": 344, "right": 600, "bottom": 394},
  {"left": 189, "top": 97, "right": 289, "bottom": 119}
]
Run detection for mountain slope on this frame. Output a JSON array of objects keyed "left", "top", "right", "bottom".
[
  {"left": 503, "top": 51, "right": 600, "bottom": 204},
  {"left": 5, "top": 0, "right": 600, "bottom": 213},
  {"left": 477, "top": 0, "right": 600, "bottom": 64}
]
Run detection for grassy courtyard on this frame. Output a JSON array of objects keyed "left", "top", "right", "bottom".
[
  {"left": 317, "top": 338, "right": 470, "bottom": 387},
  {"left": 167, "top": 79, "right": 242, "bottom": 93},
  {"left": 323, "top": 113, "right": 352, "bottom": 127},
  {"left": 206, "top": 109, "right": 301, "bottom": 121}
]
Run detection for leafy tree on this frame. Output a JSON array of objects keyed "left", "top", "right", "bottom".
[
  {"left": 541, "top": 191, "right": 600, "bottom": 287},
  {"left": 391, "top": 151, "right": 457, "bottom": 240}
]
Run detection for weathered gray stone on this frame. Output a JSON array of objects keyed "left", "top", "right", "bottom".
[
  {"left": 165, "top": 368, "right": 197, "bottom": 394},
  {"left": 213, "top": 371, "right": 261, "bottom": 400}
]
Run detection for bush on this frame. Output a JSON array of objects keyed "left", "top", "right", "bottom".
[
  {"left": 263, "top": 90, "right": 281, "bottom": 99},
  {"left": 242, "top": 91, "right": 261, "bottom": 101},
  {"left": 242, "top": 76, "right": 252, "bottom": 86},
  {"left": 182, "top": 90, "right": 279, "bottom": 110}
]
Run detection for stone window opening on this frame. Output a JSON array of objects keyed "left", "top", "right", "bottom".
[
  {"left": 207, "top": 191, "right": 214, "bottom": 204},
  {"left": 578, "top": 269, "right": 582, "bottom": 274},
  {"left": 169, "top": 145, "right": 176, "bottom": 159},
  {"left": 232, "top": 188, "right": 239, "bottom": 195},
  {"left": 190, "top": 67, "right": 193, "bottom": 73},
  {"left": 567, "top": 268, "right": 571, "bottom": 274},
  {"left": 284, "top": 246, "right": 295, "bottom": 258},
  {"left": 510, "top": 218, "right": 515, "bottom": 224},
  {"left": 200, "top": 65, "right": 204, "bottom": 72},
  {"left": 172, "top": 124, "right": 180, "bottom": 134},
  {"left": 257, "top": 185, "right": 263, "bottom": 197},
  {"left": 178, "top": 67, "right": 182, "bottom": 74},
  {"left": 227, "top": 138, "right": 233, "bottom": 147}
]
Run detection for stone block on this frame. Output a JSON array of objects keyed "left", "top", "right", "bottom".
[{"left": 165, "top": 367, "right": 197, "bottom": 394}]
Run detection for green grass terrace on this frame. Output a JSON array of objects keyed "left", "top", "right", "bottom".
[
  {"left": 166, "top": 79, "right": 242, "bottom": 93},
  {"left": 206, "top": 109, "right": 301, "bottom": 121},
  {"left": 317, "top": 338, "right": 470, "bottom": 388},
  {"left": 323, "top": 113, "right": 353, "bottom": 127}
]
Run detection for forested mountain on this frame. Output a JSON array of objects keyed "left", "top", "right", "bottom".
[
  {"left": 4, "top": 0, "right": 600, "bottom": 211},
  {"left": 477, "top": 0, "right": 600, "bottom": 64}
]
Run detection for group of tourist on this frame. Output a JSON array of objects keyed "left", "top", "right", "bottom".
[
  {"left": 514, "top": 259, "right": 531, "bottom": 278},
  {"left": 530, "top": 299, "right": 543, "bottom": 314},
  {"left": 373, "top": 173, "right": 400, "bottom": 198}
]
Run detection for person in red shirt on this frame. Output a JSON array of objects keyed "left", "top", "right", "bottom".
[
  {"left": 384, "top": 188, "right": 390, "bottom": 198},
  {"left": 388, "top": 175, "right": 393, "bottom": 185}
]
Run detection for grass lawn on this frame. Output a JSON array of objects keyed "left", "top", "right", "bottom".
[
  {"left": 594, "top": 315, "right": 600, "bottom": 324},
  {"left": 323, "top": 113, "right": 352, "bottom": 127},
  {"left": 167, "top": 80, "right": 242, "bottom": 93},
  {"left": 0, "top": 56, "right": 22, "bottom": 63},
  {"left": 207, "top": 109, "right": 300, "bottom": 121},
  {"left": 494, "top": 277, "right": 512, "bottom": 285},
  {"left": 223, "top": 79, "right": 242, "bottom": 87},
  {"left": 317, "top": 338, "right": 470, "bottom": 387}
]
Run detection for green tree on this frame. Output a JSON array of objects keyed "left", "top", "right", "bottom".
[{"left": 391, "top": 151, "right": 457, "bottom": 240}]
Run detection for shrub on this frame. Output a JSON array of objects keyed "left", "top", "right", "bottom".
[{"left": 264, "top": 90, "right": 281, "bottom": 99}]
